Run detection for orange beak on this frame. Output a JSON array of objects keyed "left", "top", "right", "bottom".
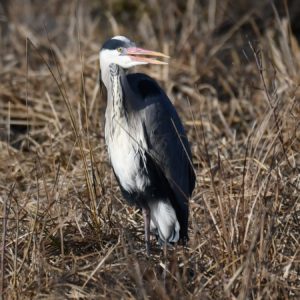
[{"left": 126, "top": 47, "right": 169, "bottom": 65}]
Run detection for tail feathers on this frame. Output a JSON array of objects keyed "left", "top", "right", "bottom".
[{"left": 149, "top": 200, "right": 180, "bottom": 243}]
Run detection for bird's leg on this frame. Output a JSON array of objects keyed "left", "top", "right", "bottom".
[
  {"left": 142, "top": 207, "right": 151, "bottom": 256},
  {"left": 163, "top": 242, "right": 167, "bottom": 286},
  {"left": 163, "top": 242, "right": 167, "bottom": 257}
]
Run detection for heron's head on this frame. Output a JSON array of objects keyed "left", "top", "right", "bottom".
[{"left": 99, "top": 36, "right": 169, "bottom": 71}]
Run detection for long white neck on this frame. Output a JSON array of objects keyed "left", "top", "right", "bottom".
[
  {"left": 106, "top": 64, "right": 128, "bottom": 120},
  {"left": 100, "top": 60, "right": 111, "bottom": 89},
  {"left": 104, "top": 64, "right": 127, "bottom": 140},
  {"left": 109, "top": 64, "right": 123, "bottom": 105}
]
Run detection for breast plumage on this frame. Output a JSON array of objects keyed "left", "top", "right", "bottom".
[{"left": 105, "top": 117, "right": 150, "bottom": 193}]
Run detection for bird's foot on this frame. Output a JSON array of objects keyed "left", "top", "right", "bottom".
[{"left": 145, "top": 240, "right": 150, "bottom": 256}]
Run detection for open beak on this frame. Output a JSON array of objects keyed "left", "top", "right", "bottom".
[{"left": 126, "top": 47, "right": 169, "bottom": 65}]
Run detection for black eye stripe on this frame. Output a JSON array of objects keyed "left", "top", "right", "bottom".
[{"left": 101, "top": 39, "right": 127, "bottom": 50}]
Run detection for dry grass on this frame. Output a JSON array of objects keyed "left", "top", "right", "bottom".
[{"left": 0, "top": 1, "right": 300, "bottom": 299}]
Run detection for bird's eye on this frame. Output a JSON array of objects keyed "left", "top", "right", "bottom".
[{"left": 117, "top": 47, "right": 123, "bottom": 53}]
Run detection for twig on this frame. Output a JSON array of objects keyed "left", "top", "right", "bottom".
[{"left": 0, "top": 183, "right": 15, "bottom": 299}]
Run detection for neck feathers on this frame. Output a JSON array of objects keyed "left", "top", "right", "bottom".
[
  {"left": 109, "top": 64, "right": 123, "bottom": 105},
  {"left": 107, "top": 64, "right": 127, "bottom": 121},
  {"left": 101, "top": 62, "right": 126, "bottom": 89}
]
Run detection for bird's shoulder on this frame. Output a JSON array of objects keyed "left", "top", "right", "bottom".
[
  {"left": 125, "top": 73, "right": 186, "bottom": 143},
  {"left": 125, "top": 73, "right": 164, "bottom": 100},
  {"left": 125, "top": 73, "right": 178, "bottom": 117}
]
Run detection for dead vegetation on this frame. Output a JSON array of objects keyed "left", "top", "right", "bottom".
[{"left": 0, "top": 0, "right": 299, "bottom": 299}]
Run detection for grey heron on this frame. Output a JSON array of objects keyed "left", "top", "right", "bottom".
[{"left": 99, "top": 36, "right": 195, "bottom": 254}]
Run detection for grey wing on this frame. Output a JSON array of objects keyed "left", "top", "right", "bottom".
[{"left": 125, "top": 74, "right": 195, "bottom": 239}]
